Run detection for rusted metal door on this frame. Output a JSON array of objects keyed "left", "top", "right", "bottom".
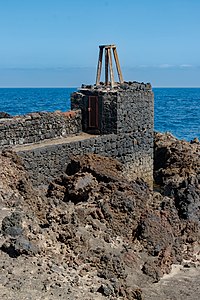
[{"left": 88, "top": 96, "right": 98, "bottom": 129}]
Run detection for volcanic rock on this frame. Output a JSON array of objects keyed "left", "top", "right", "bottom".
[
  {"left": 0, "top": 133, "right": 199, "bottom": 299},
  {"left": 0, "top": 112, "right": 12, "bottom": 118}
]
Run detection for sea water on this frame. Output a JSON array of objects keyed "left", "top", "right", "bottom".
[
  {"left": 154, "top": 88, "right": 200, "bottom": 141},
  {"left": 0, "top": 87, "right": 199, "bottom": 141},
  {"left": 0, "top": 88, "right": 76, "bottom": 116}
]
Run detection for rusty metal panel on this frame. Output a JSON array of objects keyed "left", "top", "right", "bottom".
[{"left": 88, "top": 96, "right": 98, "bottom": 128}]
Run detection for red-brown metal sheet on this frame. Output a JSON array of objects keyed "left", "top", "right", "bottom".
[{"left": 88, "top": 96, "right": 98, "bottom": 128}]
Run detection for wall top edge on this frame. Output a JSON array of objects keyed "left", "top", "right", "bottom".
[{"left": 79, "top": 81, "right": 152, "bottom": 94}]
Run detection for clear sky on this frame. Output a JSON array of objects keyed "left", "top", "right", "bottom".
[{"left": 0, "top": 0, "right": 200, "bottom": 87}]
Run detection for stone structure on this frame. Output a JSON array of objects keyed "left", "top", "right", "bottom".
[
  {"left": 71, "top": 82, "right": 153, "bottom": 135},
  {"left": 71, "top": 81, "right": 154, "bottom": 184},
  {"left": 0, "top": 110, "right": 81, "bottom": 147},
  {"left": 0, "top": 81, "right": 154, "bottom": 187}
]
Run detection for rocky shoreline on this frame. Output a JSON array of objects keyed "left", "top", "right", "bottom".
[{"left": 0, "top": 132, "right": 199, "bottom": 299}]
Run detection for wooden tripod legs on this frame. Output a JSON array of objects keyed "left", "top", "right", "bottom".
[{"left": 95, "top": 45, "right": 124, "bottom": 87}]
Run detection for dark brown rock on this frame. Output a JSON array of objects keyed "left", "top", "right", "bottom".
[
  {"left": 0, "top": 138, "right": 200, "bottom": 299},
  {"left": 0, "top": 112, "right": 12, "bottom": 118}
]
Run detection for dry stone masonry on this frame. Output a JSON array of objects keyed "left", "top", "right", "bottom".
[
  {"left": 0, "top": 81, "right": 154, "bottom": 186},
  {"left": 0, "top": 110, "right": 82, "bottom": 146},
  {"left": 71, "top": 81, "right": 154, "bottom": 184}
]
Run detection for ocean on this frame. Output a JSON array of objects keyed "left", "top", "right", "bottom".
[
  {"left": 154, "top": 88, "right": 200, "bottom": 141},
  {"left": 0, "top": 87, "right": 199, "bottom": 141}
]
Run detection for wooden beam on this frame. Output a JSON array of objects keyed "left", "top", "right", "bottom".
[
  {"left": 105, "top": 48, "right": 109, "bottom": 85},
  {"left": 95, "top": 46, "right": 103, "bottom": 85},
  {"left": 108, "top": 48, "right": 114, "bottom": 88},
  {"left": 113, "top": 47, "right": 124, "bottom": 83}
]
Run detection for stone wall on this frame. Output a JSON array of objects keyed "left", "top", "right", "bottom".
[
  {"left": 71, "top": 81, "right": 153, "bottom": 135},
  {"left": 17, "top": 129, "right": 153, "bottom": 186},
  {"left": 0, "top": 110, "right": 82, "bottom": 147},
  {"left": 116, "top": 83, "right": 153, "bottom": 134},
  {"left": 1, "top": 81, "right": 154, "bottom": 187},
  {"left": 70, "top": 81, "right": 154, "bottom": 185}
]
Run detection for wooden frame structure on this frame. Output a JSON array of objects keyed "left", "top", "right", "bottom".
[{"left": 96, "top": 44, "right": 124, "bottom": 87}]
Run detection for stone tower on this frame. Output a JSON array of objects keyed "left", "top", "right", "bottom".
[
  {"left": 71, "top": 81, "right": 154, "bottom": 185},
  {"left": 71, "top": 44, "right": 154, "bottom": 185}
]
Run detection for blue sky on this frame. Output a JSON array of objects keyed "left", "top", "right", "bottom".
[{"left": 0, "top": 0, "right": 200, "bottom": 87}]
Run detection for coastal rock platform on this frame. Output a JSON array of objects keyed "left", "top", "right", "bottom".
[{"left": 0, "top": 132, "right": 199, "bottom": 299}]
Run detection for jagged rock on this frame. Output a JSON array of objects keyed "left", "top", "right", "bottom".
[
  {"left": 0, "top": 112, "right": 12, "bottom": 118},
  {"left": 136, "top": 210, "right": 174, "bottom": 256},
  {"left": 66, "top": 153, "right": 123, "bottom": 182},
  {"left": 154, "top": 132, "right": 200, "bottom": 222},
  {"left": 142, "top": 261, "right": 162, "bottom": 282},
  {"left": 1, "top": 212, "right": 24, "bottom": 237},
  {"left": 0, "top": 136, "right": 200, "bottom": 299},
  {"left": 97, "top": 283, "right": 114, "bottom": 296},
  {"left": 1, "top": 236, "right": 39, "bottom": 257},
  {"left": 65, "top": 172, "right": 99, "bottom": 203}
]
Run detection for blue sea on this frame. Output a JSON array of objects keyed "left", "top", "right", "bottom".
[{"left": 0, "top": 87, "right": 199, "bottom": 141}]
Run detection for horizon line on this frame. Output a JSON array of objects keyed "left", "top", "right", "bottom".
[{"left": 0, "top": 86, "right": 200, "bottom": 89}]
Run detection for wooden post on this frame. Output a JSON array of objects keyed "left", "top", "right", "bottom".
[
  {"left": 107, "top": 47, "right": 114, "bottom": 88},
  {"left": 96, "top": 46, "right": 103, "bottom": 85},
  {"left": 105, "top": 48, "right": 109, "bottom": 86},
  {"left": 112, "top": 46, "right": 124, "bottom": 83}
]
